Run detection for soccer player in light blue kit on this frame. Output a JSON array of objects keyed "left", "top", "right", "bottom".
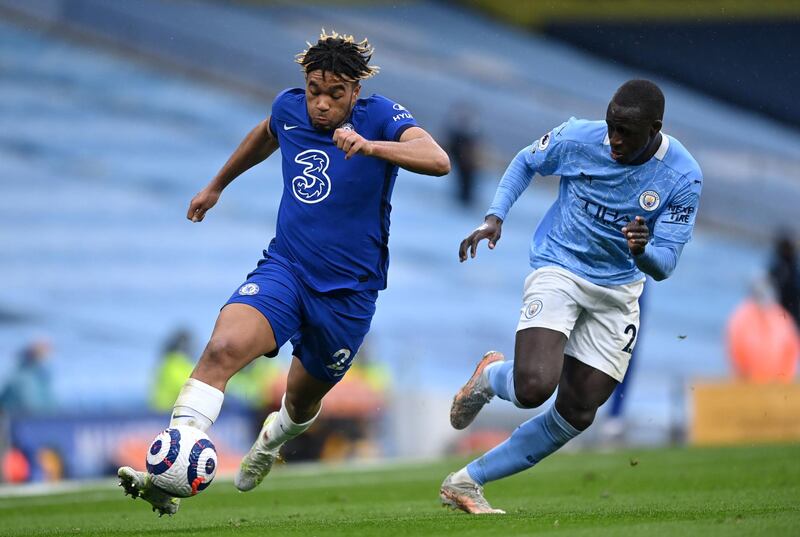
[
  {"left": 118, "top": 31, "right": 449, "bottom": 515},
  {"left": 440, "top": 80, "right": 702, "bottom": 514}
]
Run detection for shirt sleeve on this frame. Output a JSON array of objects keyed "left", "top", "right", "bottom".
[
  {"left": 268, "top": 88, "right": 293, "bottom": 138},
  {"left": 486, "top": 147, "right": 534, "bottom": 221},
  {"left": 634, "top": 241, "right": 684, "bottom": 281},
  {"left": 375, "top": 96, "right": 419, "bottom": 141},
  {"left": 526, "top": 122, "right": 571, "bottom": 177},
  {"left": 486, "top": 122, "right": 570, "bottom": 220},
  {"left": 653, "top": 171, "right": 703, "bottom": 244}
]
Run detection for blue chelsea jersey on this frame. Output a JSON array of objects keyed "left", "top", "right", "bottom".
[
  {"left": 266, "top": 88, "right": 418, "bottom": 293},
  {"left": 521, "top": 118, "right": 703, "bottom": 285}
]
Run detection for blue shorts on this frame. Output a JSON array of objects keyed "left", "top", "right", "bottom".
[{"left": 225, "top": 255, "right": 378, "bottom": 383}]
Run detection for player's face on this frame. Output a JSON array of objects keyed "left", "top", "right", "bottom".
[
  {"left": 605, "top": 102, "right": 661, "bottom": 164},
  {"left": 305, "top": 70, "right": 360, "bottom": 131}
]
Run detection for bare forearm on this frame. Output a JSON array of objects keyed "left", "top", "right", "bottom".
[
  {"left": 210, "top": 119, "right": 278, "bottom": 191},
  {"left": 369, "top": 136, "right": 450, "bottom": 176}
]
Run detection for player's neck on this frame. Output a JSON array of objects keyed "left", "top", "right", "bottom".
[{"left": 628, "top": 132, "right": 662, "bottom": 166}]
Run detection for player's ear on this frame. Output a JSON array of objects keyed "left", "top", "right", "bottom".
[
  {"left": 650, "top": 119, "right": 663, "bottom": 136},
  {"left": 351, "top": 82, "right": 361, "bottom": 102}
]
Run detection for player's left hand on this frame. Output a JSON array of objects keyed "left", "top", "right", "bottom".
[
  {"left": 622, "top": 216, "right": 649, "bottom": 256},
  {"left": 333, "top": 127, "right": 373, "bottom": 159}
]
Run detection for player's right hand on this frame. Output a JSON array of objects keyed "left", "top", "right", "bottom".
[
  {"left": 459, "top": 215, "right": 503, "bottom": 262},
  {"left": 187, "top": 187, "right": 221, "bottom": 223},
  {"left": 333, "top": 126, "right": 373, "bottom": 160}
]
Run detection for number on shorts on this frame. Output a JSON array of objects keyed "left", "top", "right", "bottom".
[{"left": 622, "top": 324, "right": 637, "bottom": 354}]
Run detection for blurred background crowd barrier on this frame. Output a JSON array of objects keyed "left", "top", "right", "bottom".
[{"left": 1, "top": 0, "right": 798, "bottom": 484}]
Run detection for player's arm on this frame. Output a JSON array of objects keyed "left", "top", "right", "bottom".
[
  {"left": 187, "top": 118, "right": 279, "bottom": 223},
  {"left": 332, "top": 126, "right": 450, "bottom": 176},
  {"left": 622, "top": 217, "right": 684, "bottom": 281},
  {"left": 622, "top": 176, "right": 702, "bottom": 280},
  {"left": 459, "top": 146, "right": 535, "bottom": 261}
]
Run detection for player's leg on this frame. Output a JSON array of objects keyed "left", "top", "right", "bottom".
[
  {"left": 444, "top": 267, "right": 585, "bottom": 514},
  {"left": 119, "top": 303, "right": 278, "bottom": 514},
  {"left": 443, "top": 273, "right": 643, "bottom": 514},
  {"left": 170, "top": 303, "right": 278, "bottom": 431},
  {"left": 442, "top": 327, "right": 568, "bottom": 514},
  {"left": 492, "top": 326, "right": 567, "bottom": 407},
  {"left": 450, "top": 267, "right": 581, "bottom": 429},
  {"left": 554, "top": 355, "right": 618, "bottom": 432},
  {"left": 449, "top": 327, "right": 566, "bottom": 429},
  {"left": 173, "top": 261, "right": 301, "bottom": 434},
  {"left": 121, "top": 260, "right": 299, "bottom": 514},
  {"left": 553, "top": 276, "right": 643, "bottom": 432},
  {"left": 235, "top": 356, "right": 336, "bottom": 491},
  {"left": 235, "top": 287, "right": 377, "bottom": 491},
  {"left": 268, "top": 354, "right": 336, "bottom": 441},
  {"left": 444, "top": 354, "right": 619, "bottom": 511}
]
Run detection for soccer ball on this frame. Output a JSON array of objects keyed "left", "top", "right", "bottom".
[{"left": 145, "top": 426, "right": 217, "bottom": 498}]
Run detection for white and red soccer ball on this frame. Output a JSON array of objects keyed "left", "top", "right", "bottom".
[{"left": 146, "top": 426, "right": 217, "bottom": 498}]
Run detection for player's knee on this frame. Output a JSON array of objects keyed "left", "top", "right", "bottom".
[
  {"left": 284, "top": 392, "right": 321, "bottom": 419},
  {"left": 202, "top": 336, "right": 247, "bottom": 374},
  {"left": 555, "top": 401, "right": 596, "bottom": 431},
  {"left": 513, "top": 374, "right": 557, "bottom": 409}
]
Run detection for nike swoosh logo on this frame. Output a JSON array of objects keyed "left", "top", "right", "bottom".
[
  {"left": 283, "top": 124, "right": 298, "bottom": 131},
  {"left": 172, "top": 414, "right": 195, "bottom": 419}
]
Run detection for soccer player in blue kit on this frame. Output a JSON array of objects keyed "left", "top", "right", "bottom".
[
  {"left": 440, "top": 80, "right": 702, "bottom": 514},
  {"left": 118, "top": 31, "right": 449, "bottom": 515}
]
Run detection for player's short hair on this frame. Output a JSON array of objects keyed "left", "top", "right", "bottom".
[
  {"left": 296, "top": 29, "right": 379, "bottom": 82},
  {"left": 612, "top": 79, "right": 665, "bottom": 121}
]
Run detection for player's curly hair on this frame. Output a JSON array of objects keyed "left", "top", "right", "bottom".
[{"left": 296, "top": 29, "right": 379, "bottom": 82}]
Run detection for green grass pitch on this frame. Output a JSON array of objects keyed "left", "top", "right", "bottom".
[{"left": 1, "top": 444, "right": 798, "bottom": 536}]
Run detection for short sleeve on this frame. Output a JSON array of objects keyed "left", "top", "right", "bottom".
[
  {"left": 372, "top": 95, "right": 418, "bottom": 141},
  {"left": 268, "top": 114, "right": 277, "bottom": 137},
  {"left": 269, "top": 88, "right": 306, "bottom": 138},
  {"left": 268, "top": 89, "right": 294, "bottom": 136},
  {"left": 653, "top": 172, "right": 703, "bottom": 244}
]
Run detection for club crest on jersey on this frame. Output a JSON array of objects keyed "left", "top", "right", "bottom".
[
  {"left": 639, "top": 190, "right": 660, "bottom": 211},
  {"left": 292, "top": 149, "right": 332, "bottom": 204},
  {"left": 524, "top": 299, "right": 543, "bottom": 319},
  {"left": 238, "top": 283, "right": 259, "bottom": 296}
]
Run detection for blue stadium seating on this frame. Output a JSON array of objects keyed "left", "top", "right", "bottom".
[{"left": 0, "top": 1, "right": 797, "bottom": 441}]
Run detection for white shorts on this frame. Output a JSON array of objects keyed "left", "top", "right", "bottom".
[{"left": 516, "top": 266, "right": 644, "bottom": 382}]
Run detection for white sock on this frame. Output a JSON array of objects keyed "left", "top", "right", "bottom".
[
  {"left": 451, "top": 466, "right": 477, "bottom": 486},
  {"left": 263, "top": 394, "right": 320, "bottom": 449},
  {"left": 169, "top": 378, "right": 224, "bottom": 432}
]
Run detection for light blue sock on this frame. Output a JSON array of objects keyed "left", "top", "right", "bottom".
[
  {"left": 466, "top": 405, "right": 581, "bottom": 485},
  {"left": 487, "top": 360, "right": 524, "bottom": 407}
]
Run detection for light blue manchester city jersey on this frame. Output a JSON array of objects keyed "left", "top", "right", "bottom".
[{"left": 492, "top": 118, "right": 703, "bottom": 286}]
